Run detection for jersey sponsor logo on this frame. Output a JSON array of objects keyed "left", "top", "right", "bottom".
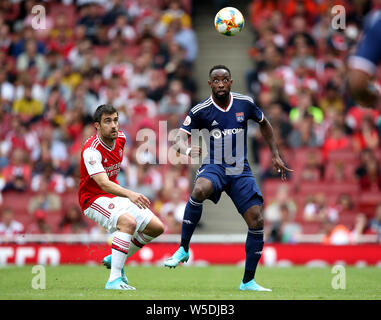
[
  {"left": 105, "top": 163, "right": 121, "bottom": 178},
  {"left": 212, "top": 120, "right": 219, "bottom": 126},
  {"left": 236, "top": 112, "right": 244, "bottom": 122},
  {"left": 183, "top": 115, "right": 191, "bottom": 126},
  {"left": 211, "top": 128, "right": 243, "bottom": 139}
]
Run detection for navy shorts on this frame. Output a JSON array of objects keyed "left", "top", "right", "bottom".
[{"left": 195, "top": 164, "right": 264, "bottom": 215}]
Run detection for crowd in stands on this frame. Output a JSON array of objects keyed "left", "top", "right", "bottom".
[
  {"left": 247, "top": 0, "right": 381, "bottom": 243},
  {"left": 0, "top": 0, "right": 196, "bottom": 236},
  {"left": 0, "top": 0, "right": 380, "bottom": 244}
]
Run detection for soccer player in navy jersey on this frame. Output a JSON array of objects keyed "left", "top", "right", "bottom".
[
  {"left": 348, "top": 7, "right": 381, "bottom": 109},
  {"left": 164, "top": 65, "right": 292, "bottom": 291}
]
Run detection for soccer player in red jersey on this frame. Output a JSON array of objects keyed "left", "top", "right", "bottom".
[{"left": 79, "top": 104, "right": 164, "bottom": 290}]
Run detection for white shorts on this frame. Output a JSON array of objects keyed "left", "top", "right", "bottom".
[{"left": 84, "top": 196, "right": 154, "bottom": 234}]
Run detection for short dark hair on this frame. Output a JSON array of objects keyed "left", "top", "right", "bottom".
[
  {"left": 93, "top": 104, "right": 118, "bottom": 123},
  {"left": 209, "top": 65, "right": 231, "bottom": 77}
]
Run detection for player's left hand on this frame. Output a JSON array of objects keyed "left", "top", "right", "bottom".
[{"left": 272, "top": 155, "right": 293, "bottom": 181}]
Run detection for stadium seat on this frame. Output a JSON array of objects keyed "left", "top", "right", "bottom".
[
  {"left": 327, "top": 148, "right": 359, "bottom": 164},
  {"left": 357, "top": 191, "right": 381, "bottom": 217}
]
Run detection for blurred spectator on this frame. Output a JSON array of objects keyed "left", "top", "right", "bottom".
[
  {"left": 31, "top": 162, "right": 66, "bottom": 194},
  {"left": 2, "top": 148, "right": 31, "bottom": 192},
  {"left": 11, "top": 26, "right": 46, "bottom": 58},
  {"left": 335, "top": 193, "right": 356, "bottom": 214},
  {"left": 1, "top": 117, "right": 39, "bottom": 160},
  {"left": 319, "top": 80, "right": 344, "bottom": 115},
  {"left": 126, "top": 86, "right": 158, "bottom": 120},
  {"left": 265, "top": 102, "right": 293, "bottom": 147},
  {"left": 266, "top": 203, "right": 302, "bottom": 243},
  {"left": 0, "top": 69, "right": 15, "bottom": 110},
  {"left": 146, "top": 68, "right": 168, "bottom": 102},
  {"left": 128, "top": 53, "right": 153, "bottom": 91},
  {"left": 107, "top": 14, "right": 137, "bottom": 43},
  {"left": 59, "top": 205, "right": 88, "bottom": 234},
  {"left": 102, "top": 0, "right": 129, "bottom": 26},
  {"left": 12, "top": 83, "right": 43, "bottom": 123},
  {"left": 169, "top": 17, "right": 197, "bottom": 63},
  {"left": 16, "top": 39, "right": 48, "bottom": 81},
  {"left": 0, "top": 207, "right": 24, "bottom": 235},
  {"left": 67, "top": 38, "right": 99, "bottom": 72},
  {"left": 48, "top": 13, "right": 75, "bottom": 58},
  {"left": 159, "top": 188, "right": 187, "bottom": 234},
  {"left": 322, "top": 219, "right": 352, "bottom": 245},
  {"left": 358, "top": 156, "right": 381, "bottom": 191},
  {"left": 26, "top": 209, "right": 52, "bottom": 234},
  {"left": 76, "top": 2, "right": 103, "bottom": 43},
  {"left": 289, "top": 90, "right": 323, "bottom": 125},
  {"left": 156, "top": 0, "right": 192, "bottom": 38},
  {"left": 170, "top": 61, "right": 198, "bottom": 105},
  {"left": 158, "top": 79, "right": 190, "bottom": 116},
  {"left": 288, "top": 114, "right": 320, "bottom": 148},
  {"left": 303, "top": 192, "right": 339, "bottom": 223},
  {"left": 352, "top": 115, "right": 379, "bottom": 152},
  {"left": 161, "top": 164, "right": 190, "bottom": 202},
  {"left": 350, "top": 213, "right": 370, "bottom": 244},
  {"left": 321, "top": 124, "right": 351, "bottom": 161},
  {"left": 264, "top": 184, "right": 297, "bottom": 225},
  {"left": 28, "top": 179, "right": 62, "bottom": 215},
  {"left": 298, "top": 149, "right": 323, "bottom": 182}
]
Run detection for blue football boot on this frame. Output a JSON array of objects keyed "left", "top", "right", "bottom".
[
  {"left": 164, "top": 246, "right": 190, "bottom": 268},
  {"left": 102, "top": 254, "right": 129, "bottom": 284},
  {"left": 239, "top": 279, "right": 272, "bottom": 291},
  {"left": 104, "top": 277, "right": 136, "bottom": 290}
]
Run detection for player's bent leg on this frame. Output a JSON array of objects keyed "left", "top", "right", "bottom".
[
  {"left": 104, "top": 210, "right": 164, "bottom": 282},
  {"left": 127, "top": 214, "right": 164, "bottom": 258},
  {"left": 106, "top": 213, "right": 136, "bottom": 288}
]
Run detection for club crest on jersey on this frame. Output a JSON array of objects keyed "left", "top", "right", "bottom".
[
  {"left": 108, "top": 203, "right": 115, "bottom": 209},
  {"left": 183, "top": 115, "right": 191, "bottom": 126},
  {"left": 236, "top": 112, "right": 244, "bottom": 122}
]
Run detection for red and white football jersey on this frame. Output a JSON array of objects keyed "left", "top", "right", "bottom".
[{"left": 78, "top": 131, "right": 126, "bottom": 211}]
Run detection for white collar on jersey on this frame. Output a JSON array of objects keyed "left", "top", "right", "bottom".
[
  {"left": 211, "top": 92, "right": 233, "bottom": 112},
  {"left": 97, "top": 135, "right": 115, "bottom": 151}
]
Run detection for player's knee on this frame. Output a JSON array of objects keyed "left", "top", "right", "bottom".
[
  {"left": 192, "top": 185, "right": 208, "bottom": 202},
  {"left": 155, "top": 220, "right": 165, "bottom": 237},
  {"left": 245, "top": 208, "right": 264, "bottom": 229},
  {"left": 117, "top": 214, "right": 137, "bottom": 234}
]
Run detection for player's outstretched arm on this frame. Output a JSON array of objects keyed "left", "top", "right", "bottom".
[
  {"left": 259, "top": 116, "right": 293, "bottom": 181},
  {"left": 92, "top": 172, "right": 150, "bottom": 209}
]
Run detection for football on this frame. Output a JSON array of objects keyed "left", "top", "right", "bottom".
[{"left": 214, "top": 7, "right": 244, "bottom": 36}]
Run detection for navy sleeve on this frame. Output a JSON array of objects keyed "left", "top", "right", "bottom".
[
  {"left": 248, "top": 99, "right": 264, "bottom": 123},
  {"left": 180, "top": 110, "right": 199, "bottom": 134},
  {"left": 349, "top": 10, "right": 381, "bottom": 75}
]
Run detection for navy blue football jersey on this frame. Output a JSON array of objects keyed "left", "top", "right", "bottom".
[
  {"left": 349, "top": 10, "right": 381, "bottom": 76},
  {"left": 180, "top": 92, "right": 264, "bottom": 169}
]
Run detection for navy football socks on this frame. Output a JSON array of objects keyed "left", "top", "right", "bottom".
[
  {"left": 180, "top": 196, "right": 203, "bottom": 252},
  {"left": 243, "top": 227, "right": 264, "bottom": 283}
]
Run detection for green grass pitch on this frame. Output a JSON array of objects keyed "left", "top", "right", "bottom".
[{"left": 1, "top": 265, "right": 380, "bottom": 300}]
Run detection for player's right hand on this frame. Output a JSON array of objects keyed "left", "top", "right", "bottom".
[
  {"left": 188, "top": 146, "right": 201, "bottom": 158},
  {"left": 128, "top": 191, "right": 151, "bottom": 209}
]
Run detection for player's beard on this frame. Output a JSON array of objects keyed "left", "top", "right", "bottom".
[
  {"left": 213, "top": 89, "right": 230, "bottom": 104},
  {"left": 100, "top": 128, "right": 118, "bottom": 146}
]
